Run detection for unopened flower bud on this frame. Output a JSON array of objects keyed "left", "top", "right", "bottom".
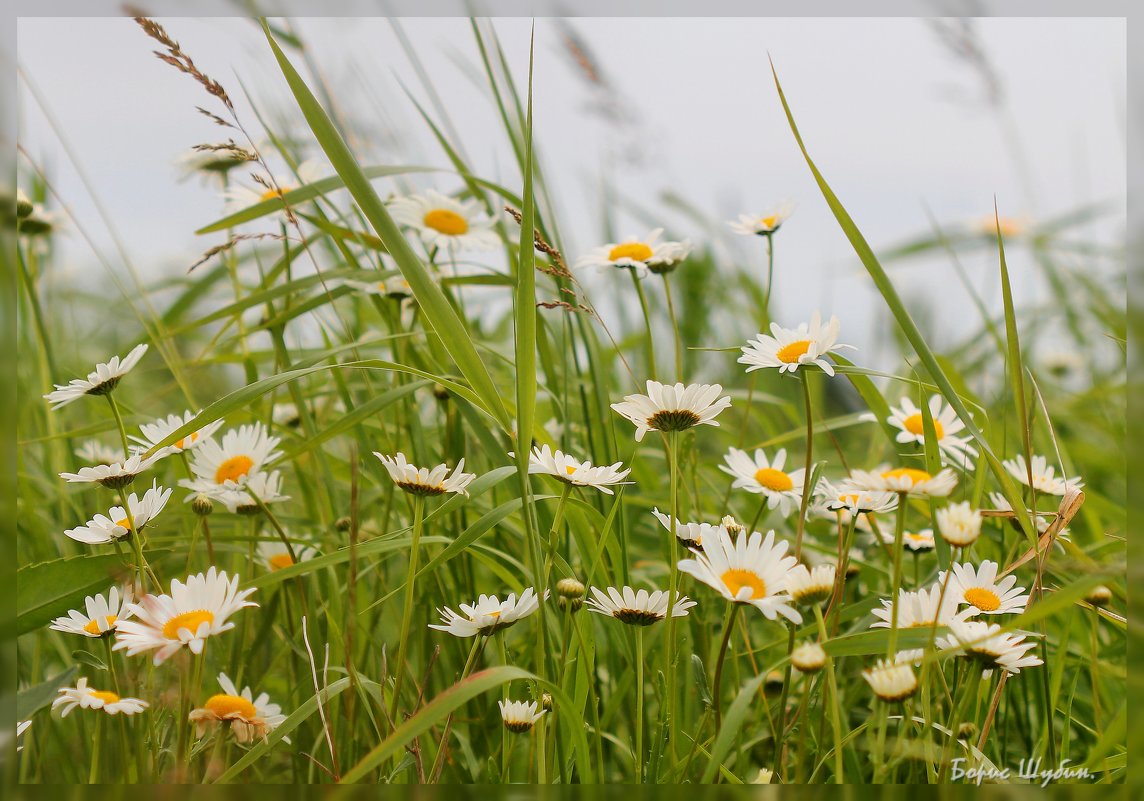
[
  {"left": 721, "top": 515, "right": 743, "bottom": 536},
  {"left": 432, "top": 383, "right": 450, "bottom": 401},
  {"left": 1085, "top": 585, "right": 1112, "bottom": 607},
  {"left": 763, "top": 670, "right": 786, "bottom": 697},
  {"left": 752, "top": 768, "right": 774, "bottom": 784},
  {"left": 791, "top": 642, "right": 827, "bottom": 674},
  {"left": 335, "top": 516, "right": 353, "bottom": 532},
  {"left": 556, "top": 577, "right": 585, "bottom": 612},
  {"left": 957, "top": 722, "right": 978, "bottom": 739},
  {"left": 191, "top": 493, "right": 214, "bottom": 516},
  {"left": 16, "top": 189, "right": 33, "bottom": 220},
  {"left": 540, "top": 693, "right": 553, "bottom": 711}
]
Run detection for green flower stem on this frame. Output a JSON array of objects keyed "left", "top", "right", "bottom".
[
  {"left": 761, "top": 233, "right": 776, "bottom": 324},
  {"left": 663, "top": 431, "right": 681, "bottom": 764},
  {"left": 629, "top": 269, "right": 658, "bottom": 381},
  {"left": 246, "top": 487, "right": 298, "bottom": 564},
  {"left": 887, "top": 492, "right": 908, "bottom": 658},
  {"left": 541, "top": 483, "right": 573, "bottom": 599},
  {"left": 389, "top": 494, "right": 426, "bottom": 723},
  {"left": 711, "top": 603, "right": 740, "bottom": 732},
  {"left": 428, "top": 635, "right": 486, "bottom": 782},
  {"left": 116, "top": 488, "right": 154, "bottom": 592},
  {"left": 634, "top": 626, "right": 645, "bottom": 783},
  {"left": 104, "top": 393, "right": 132, "bottom": 460},
  {"left": 794, "top": 372, "right": 814, "bottom": 558},
  {"left": 826, "top": 513, "right": 859, "bottom": 632},
  {"left": 814, "top": 604, "right": 846, "bottom": 783},
  {"left": 88, "top": 713, "right": 102, "bottom": 783},
  {"left": 661, "top": 275, "right": 684, "bottom": 381},
  {"left": 939, "top": 665, "right": 983, "bottom": 782}
]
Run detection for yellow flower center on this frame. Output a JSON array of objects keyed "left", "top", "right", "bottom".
[
  {"left": 258, "top": 185, "right": 293, "bottom": 202},
  {"left": 83, "top": 615, "right": 117, "bottom": 635},
  {"left": 721, "top": 568, "right": 767, "bottom": 600},
  {"left": 775, "top": 340, "right": 812, "bottom": 364},
  {"left": 472, "top": 610, "right": 502, "bottom": 622},
  {"left": 215, "top": 455, "right": 254, "bottom": 484},
  {"left": 115, "top": 517, "right": 132, "bottom": 530},
  {"left": 753, "top": 467, "right": 794, "bottom": 492},
  {"left": 205, "top": 694, "right": 257, "bottom": 720},
  {"left": 423, "top": 208, "right": 469, "bottom": 236},
  {"left": 162, "top": 609, "right": 215, "bottom": 640},
  {"left": 607, "top": 242, "right": 653, "bottom": 262},
  {"left": 881, "top": 467, "right": 933, "bottom": 486},
  {"left": 759, "top": 215, "right": 778, "bottom": 229},
  {"left": 89, "top": 690, "right": 120, "bottom": 704},
  {"left": 175, "top": 432, "right": 200, "bottom": 450},
  {"left": 268, "top": 553, "right": 294, "bottom": 571},
  {"left": 963, "top": 587, "right": 1001, "bottom": 612},
  {"left": 902, "top": 413, "right": 944, "bottom": 439},
  {"left": 565, "top": 465, "right": 578, "bottom": 475}
]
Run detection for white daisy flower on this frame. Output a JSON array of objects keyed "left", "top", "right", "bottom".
[
  {"left": 189, "top": 672, "right": 288, "bottom": 744},
  {"left": 938, "top": 620, "right": 1043, "bottom": 674},
  {"left": 585, "top": 585, "right": 696, "bottom": 626},
  {"left": 650, "top": 507, "right": 722, "bottom": 549},
  {"left": 846, "top": 465, "right": 958, "bottom": 498},
  {"left": 738, "top": 313, "right": 852, "bottom": 377},
  {"left": 677, "top": 528, "right": 802, "bottom": 624},
  {"left": 131, "top": 410, "right": 223, "bottom": 456},
  {"left": 389, "top": 189, "right": 500, "bottom": 252},
  {"left": 59, "top": 452, "right": 163, "bottom": 490},
  {"left": 112, "top": 567, "right": 257, "bottom": 665},
  {"left": 875, "top": 527, "right": 937, "bottom": 553},
  {"left": 176, "top": 146, "right": 251, "bottom": 181},
  {"left": 575, "top": 228, "right": 690, "bottom": 273},
  {"left": 222, "top": 159, "right": 323, "bottom": 214},
  {"left": 719, "top": 447, "right": 805, "bottom": 516},
  {"left": 43, "top": 344, "right": 148, "bottom": 409},
  {"left": 887, "top": 395, "right": 977, "bottom": 468},
  {"left": 815, "top": 478, "right": 898, "bottom": 516},
  {"left": 1002, "top": 454, "right": 1083, "bottom": 496},
  {"left": 863, "top": 659, "right": 917, "bottom": 702},
  {"left": 257, "top": 540, "right": 318, "bottom": 572},
  {"left": 935, "top": 502, "right": 983, "bottom": 548},
  {"left": 53, "top": 678, "right": 148, "bottom": 717},
  {"left": 893, "top": 648, "right": 926, "bottom": 667},
  {"left": 786, "top": 564, "right": 836, "bottom": 606},
  {"left": 74, "top": 440, "right": 122, "bottom": 466},
  {"left": 428, "top": 588, "right": 545, "bottom": 638},
  {"left": 791, "top": 641, "right": 827, "bottom": 673},
  {"left": 522, "top": 444, "right": 632, "bottom": 494},
  {"left": 344, "top": 275, "right": 414, "bottom": 299},
  {"left": 870, "top": 584, "right": 966, "bottom": 629},
  {"left": 64, "top": 480, "right": 172, "bottom": 545},
  {"left": 184, "top": 423, "right": 282, "bottom": 490},
  {"left": 498, "top": 699, "right": 546, "bottom": 733},
  {"left": 941, "top": 561, "right": 1029, "bottom": 616},
  {"left": 985, "top": 493, "right": 1068, "bottom": 543},
  {"left": 611, "top": 380, "right": 731, "bottom": 443},
  {"left": 185, "top": 470, "right": 290, "bottom": 515},
  {"left": 49, "top": 585, "right": 135, "bottom": 638},
  {"left": 727, "top": 202, "right": 794, "bottom": 236},
  {"left": 374, "top": 452, "right": 476, "bottom": 497}
]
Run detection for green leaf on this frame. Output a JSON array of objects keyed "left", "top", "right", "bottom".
[
  {"left": 17, "top": 667, "right": 78, "bottom": 720},
  {"left": 260, "top": 23, "right": 511, "bottom": 431},
  {"left": 17, "top": 555, "right": 131, "bottom": 636}
]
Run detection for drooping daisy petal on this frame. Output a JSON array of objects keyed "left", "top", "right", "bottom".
[
  {"left": 44, "top": 344, "right": 148, "bottom": 409},
  {"left": 374, "top": 452, "right": 476, "bottom": 496},
  {"left": 938, "top": 619, "right": 1043, "bottom": 674},
  {"left": 585, "top": 585, "right": 695, "bottom": 626},
  {"left": 428, "top": 588, "right": 546, "bottom": 637},
  {"left": 1002, "top": 454, "right": 1083, "bottom": 496},
  {"left": 50, "top": 585, "right": 135, "bottom": 638},
  {"left": 189, "top": 672, "right": 288, "bottom": 744},
  {"left": 498, "top": 699, "right": 546, "bottom": 733},
  {"left": 727, "top": 202, "right": 794, "bottom": 236},
  {"left": 64, "top": 481, "right": 172, "bottom": 545},
  {"left": 59, "top": 453, "right": 163, "bottom": 490},
  {"left": 611, "top": 380, "right": 731, "bottom": 442},
  {"left": 522, "top": 444, "right": 632, "bottom": 494},
  {"left": 53, "top": 678, "right": 148, "bottom": 717}
]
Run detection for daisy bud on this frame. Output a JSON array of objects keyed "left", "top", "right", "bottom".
[
  {"left": 191, "top": 493, "right": 214, "bottom": 517},
  {"left": 540, "top": 692, "right": 553, "bottom": 711},
  {"left": 556, "top": 577, "right": 586, "bottom": 612},
  {"left": 432, "top": 383, "right": 451, "bottom": 401},
  {"left": 335, "top": 516, "right": 353, "bottom": 532},
  {"left": 791, "top": 642, "right": 827, "bottom": 674},
  {"left": 863, "top": 660, "right": 918, "bottom": 702},
  {"left": 721, "top": 515, "right": 743, "bottom": 536},
  {"left": 763, "top": 670, "right": 786, "bottom": 697},
  {"left": 958, "top": 722, "right": 978, "bottom": 739},
  {"left": 16, "top": 189, "right": 33, "bottom": 219},
  {"left": 1085, "top": 585, "right": 1113, "bottom": 607},
  {"left": 752, "top": 768, "right": 774, "bottom": 784},
  {"left": 936, "top": 502, "right": 983, "bottom": 548}
]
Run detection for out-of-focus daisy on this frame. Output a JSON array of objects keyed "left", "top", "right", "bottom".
[
  {"left": 374, "top": 452, "right": 476, "bottom": 497},
  {"left": 522, "top": 444, "right": 631, "bottom": 494},
  {"left": 611, "top": 380, "right": 731, "bottom": 442},
  {"left": 44, "top": 344, "right": 148, "bottom": 409},
  {"left": 893, "top": 648, "right": 926, "bottom": 667},
  {"left": 677, "top": 528, "right": 801, "bottom": 624},
  {"left": 791, "top": 641, "right": 827, "bottom": 673},
  {"left": 131, "top": 410, "right": 223, "bottom": 456},
  {"left": 53, "top": 678, "right": 148, "bottom": 717},
  {"left": 651, "top": 507, "right": 721, "bottom": 549},
  {"left": 389, "top": 189, "right": 499, "bottom": 252},
  {"left": 942, "top": 561, "right": 1029, "bottom": 616},
  {"left": 50, "top": 585, "right": 134, "bottom": 638},
  {"left": 847, "top": 465, "right": 958, "bottom": 498},
  {"left": 222, "top": 160, "right": 323, "bottom": 214},
  {"left": 189, "top": 672, "right": 287, "bottom": 744},
  {"left": 585, "top": 586, "right": 695, "bottom": 626},
  {"left": 876, "top": 527, "right": 937, "bottom": 553},
  {"left": 786, "top": 564, "right": 836, "bottom": 606},
  {"left": 176, "top": 146, "right": 252, "bottom": 182},
  {"left": 64, "top": 481, "right": 172, "bottom": 545},
  {"left": 738, "top": 313, "right": 852, "bottom": 377},
  {"left": 863, "top": 659, "right": 917, "bottom": 702},
  {"left": 870, "top": 584, "right": 965, "bottom": 629},
  {"left": 185, "top": 423, "right": 282, "bottom": 490},
  {"left": 576, "top": 228, "right": 690, "bottom": 273},
  {"left": 727, "top": 202, "right": 794, "bottom": 236},
  {"left": 59, "top": 452, "right": 162, "bottom": 490},
  {"left": 345, "top": 275, "right": 414, "bottom": 300},
  {"left": 1002, "top": 454, "right": 1083, "bottom": 496},
  {"left": 113, "top": 567, "right": 257, "bottom": 665},
  {"left": 75, "top": 440, "right": 122, "bottom": 466},
  {"left": 257, "top": 540, "right": 318, "bottom": 572},
  {"left": 938, "top": 620, "right": 1043, "bottom": 674},
  {"left": 815, "top": 479, "right": 898, "bottom": 516},
  {"left": 498, "top": 699, "right": 546, "bottom": 733},
  {"left": 16, "top": 719, "right": 31, "bottom": 751},
  {"left": 887, "top": 395, "right": 977, "bottom": 467},
  {"left": 935, "top": 502, "right": 983, "bottom": 548},
  {"left": 720, "top": 447, "right": 805, "bottom": 517},
  {"left": 187, "top": 470, "right": 290, "bottom": 515},
  {"left": 429, "top": 589, "right": 544, "bottom": 638}
]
